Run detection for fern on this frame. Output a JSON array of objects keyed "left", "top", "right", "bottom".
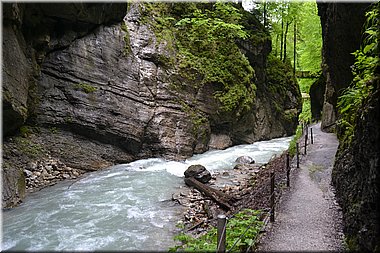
[{"left": 337, "top": 2, "right": 379, "bottom": 143}]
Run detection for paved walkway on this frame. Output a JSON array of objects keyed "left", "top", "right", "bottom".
[{"left": 257, "top": 122, "right": 345, "bottom": 251}]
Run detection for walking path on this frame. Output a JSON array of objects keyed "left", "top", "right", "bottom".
[{"left": 257, "top": 122, "right": 345, "bottom": 251}]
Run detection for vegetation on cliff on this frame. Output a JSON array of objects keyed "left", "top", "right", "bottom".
[
  {"left": 337, "top": 2, "right": 379, "bottom": 146},
  {"left": 332, "top": 2, "right": 379, "bottom": 251},
  {"left": 140, "top": 2, "right": 262, "bottom": 115}
]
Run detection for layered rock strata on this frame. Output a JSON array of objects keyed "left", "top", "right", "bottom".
[{"left": 2, "top": 3, "right": 301, "bottom": 208}]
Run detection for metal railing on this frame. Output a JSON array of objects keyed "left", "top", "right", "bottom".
[{"left": 215, "top": 124, "right": 315, "bottom": 253}]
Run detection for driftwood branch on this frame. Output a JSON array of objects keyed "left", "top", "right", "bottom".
[
  {"left": 187, "top": 220, "right": 205, "bottom": 232},
  {"left": 184, "top": 177, "right": 234, "bottom": 211}
]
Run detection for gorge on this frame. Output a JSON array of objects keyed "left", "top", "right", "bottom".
[
  {"left": 2, "top": 2, "right": 301, "bottom": 207},
  {"left": 2, "top": 1, "right": 379, "bottom": 252}
]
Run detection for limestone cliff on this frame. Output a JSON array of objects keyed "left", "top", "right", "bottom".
[{"left": 2, "top": 3, "right": 301, "bottom": 208}]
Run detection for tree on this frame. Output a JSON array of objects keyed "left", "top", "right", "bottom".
[{"left": 247, "top": 0, "right": 322, "bottom": 73}]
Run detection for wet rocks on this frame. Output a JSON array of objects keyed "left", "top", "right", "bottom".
[
  {"left": 24, "top": 158, "right": 84, "bottom": 191},
  {"left": 208, "top": 134, "right": 232, "bottom": 150},
  {"left": 235, "top": 156, "right": 255, "bottom": 164},
  {"left": 184, "top": 165, "right": 211, "bottom": 184},
  {"left": 173, "top": 162, "right": 268, "bottom": 236},
  {"left": 233, "top": 163, "right": 261, "bottom": 173}
]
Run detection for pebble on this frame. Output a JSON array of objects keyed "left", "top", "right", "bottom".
[
  {"left": 24, "top": 169, "right": 33, "bottom": 177},
  {"left": 23, "top": 157, "right": 83, "bottom": 191}
]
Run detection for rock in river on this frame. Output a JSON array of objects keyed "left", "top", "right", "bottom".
[
  {"left": 235, "top": 156, "right": 255, "bottom": 164},
  {"left": 184, "top": 164, "right": 211, "bottom": 184}
]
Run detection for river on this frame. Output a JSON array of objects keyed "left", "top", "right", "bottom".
[{"left": 1, "top": 136, "right": 291, "bottom": 251}]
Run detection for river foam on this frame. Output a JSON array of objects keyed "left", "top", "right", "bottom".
[{"left": 1, "top": 136, "right": 291, "bottom": 251}]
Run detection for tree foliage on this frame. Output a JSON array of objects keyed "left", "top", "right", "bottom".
[
  {"left": 175, "top": 3, "right": 256, "bottom": 114},
  {"left": 297, "top": 2, "right": 322, "bottom": 73},
  {"left": 337, "top": 2, "right": 379, "bottom": 144},
  {"left": 169, "top": 209, "right": 263, "bottom": 252},
  {"left": 249, "top": 0, "right": 322, "bottom": 73},
  {"left": 141, "top": 2, "right": 259, "bottom": 115}
]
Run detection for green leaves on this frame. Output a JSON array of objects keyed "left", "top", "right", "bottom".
[
  {"left": 264, "top": 1, "right": 322, "bottom": 72},
  {"left": 142, "top": 2, "right": 258, "bottom": 114},
  {"left": 337, "top": 2, "right": 379, "bottom": 144},
  {"left": 170, "top": 209, "right": 264, "bottom": 252},
  {"left": 174, "top": 2, "right": 256, "bottom": 114}
]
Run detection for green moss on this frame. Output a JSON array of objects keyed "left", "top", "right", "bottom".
[
  {"left": 49, "top": 127, "right": 58, "bottom": 134},
  {"left": 266, "top": 54, "right": 298, "bottom": 98},
  {"left": 283, "top": 109, "right": 298, "bottom": 122},
  {"left": 140, "top": 2, "right": 258, "bottom": 114},
  {"left": 73, "top": 82, "right": 97, "bottom": 93},
  {"left": 19, "top": 125, "right": 32, "bottom": 137},
  {"left": 288, "top": 124, "right": 303, "bottom": 157},
  {"left": 298, "top": 99, "right": 311, "bottom": 123},
  {"left": 344, "top": 235, "right": 359, "bottom": 251},
  {"left": 287, "top": 99, "right": 311, "bottom": 156},
  {"left": 179, "top": 100, "right": 208, "bottom": 137},
  {"left": 65, "top": 116, "right": 73, "bottom": 124},
  {"left": 298, "top": 78, "right": 316, "bottom": 93},
  {"left": 139, "top": 3, "right": 177, "bottom": 52},
  {"left": 121, "top": 22, "right": 132, "bottom": 55},
  {"left": 15, "top": 136, "right": 46, "bottom": 159}
]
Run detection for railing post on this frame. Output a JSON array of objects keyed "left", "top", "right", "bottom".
[
  {"left": 270, "top": 171, "right": 275, "bottom": 222},
  {"left": 286, "top": 153, "right": 290, "bottom": 187},
  {"left": 311, "top": 128, "right": 314, "bottom": 144},
  {"left": 296, "top": 142, "right": 299, "bottom": 168},
  {"left": 217, "top": 214, "right": 226, "bottom": 253},
  {"left": 304, "top": 135, "right": 307, "bottom": 155}
]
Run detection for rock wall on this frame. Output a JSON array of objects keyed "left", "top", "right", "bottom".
[
  {"left": 34, "top": 2, "right": 301, "bottom": 159},
  {"left": 317, "top": 3, "right": 369, "bottom": 132},
  {"left": 332, "top": 79, "right": 380, "bottom": 251},
  {"left": 309, "top": 74, "right": 326, "bottom": 121},
  {"left": 2, "top": 3, "right": 301, "bottom": 208},
  {"left": 2, "top": 3, "right": 129, "bottom": 208},
  {"left": 2, "top": 3, "right": 127, "bottom": 136},
  {"left": 318, "top": 2, "right": 380, "bottom": 251}
]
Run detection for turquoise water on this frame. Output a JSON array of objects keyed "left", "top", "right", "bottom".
[{"left": 1, "top": 136, "right": 291, "bottom": 251}]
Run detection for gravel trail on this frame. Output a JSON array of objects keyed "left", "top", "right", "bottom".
[{"left": 257, "top": 122, "right": 345, "bottom": 251}]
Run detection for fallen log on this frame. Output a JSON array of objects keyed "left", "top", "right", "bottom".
[
  {"left": 187, "top": 220, "right": 205, "bottom": 232},
  {"left": 184, "top": 177, "right": 234, "bottom": 211}
]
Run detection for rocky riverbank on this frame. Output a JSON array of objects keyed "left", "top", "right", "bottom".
[
  {"left": 172, "top": 152, "right": 290, "bottom": 238},
  {"left": 23, "top": 157, "right": 84, "bottom": 193}
]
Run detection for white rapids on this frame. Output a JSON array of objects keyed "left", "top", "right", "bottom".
[{"left": 1, "top": 136, "right": 291, "bottom": 251}]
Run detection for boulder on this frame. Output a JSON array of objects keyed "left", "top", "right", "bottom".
[
  {"left": 235, "top": 156, "right": 255, "bottom": 164},
  {"left": 208, "top": 134, "right": 232, "bottom": 150},
  {"left": 184, "top": 164, "right": 211, "bottom": 184}
]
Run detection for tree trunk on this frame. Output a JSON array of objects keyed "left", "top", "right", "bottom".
[
  {"left": 283, "top": 21, "right": 290, "bottom": 63},
  {"left": 293, "top": 21, "right": 297, "bottom": 74},
  {"left": 184, "top": 177, "right": 234, "bottom": 211},
  {"left": 280, "top": 17, "right": 284, "bottom": 61},
  {"left": 275, "top": 34, "right": 279, "bottom": 57},
  {"left": 263, "top": 0, "right": 267, "bottom": 29}
]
